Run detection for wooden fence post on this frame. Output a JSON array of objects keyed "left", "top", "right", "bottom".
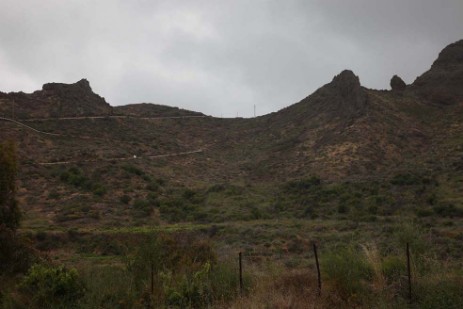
[
  {"left": 406, "top": 243, "right": 412, "bottom": 303},
  {"left": 313, "top": 243, "right": 321, "bottom": 296},
  {"left": 239, "top": 251, "right": 243, "bottom": 296},
  {"left": 150, "top": 261, "right": 154, "bottom": 296}
]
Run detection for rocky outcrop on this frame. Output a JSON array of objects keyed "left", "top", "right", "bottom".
[
  {"left": 413, "top": 39, "right": 463, "bottom": 104},
  {"left": 390, "top": 75, "right": 406, "bottom": 92},
  {"left": 322, "top": 70, "right": 368, "bottom": 115},
  {"left": 0, "top": 79, "right": 113, "bottom": 119},
  {"left": 32, "top": 79, "right": 112, "bottom": 116},
  {"left": 275, "top": 70, "right": 368, "bottom": 125}
]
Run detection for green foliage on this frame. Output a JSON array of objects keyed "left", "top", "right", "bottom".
[
  {"left": 92, "top": 184, "right": 107, "bottom": 196},
  {"left": 433, "top": 203, "right": 463, "bottom": 218},
  {"left": 132, "top": 198, "right": 158, "bottom": 217},
  {"left": 79, "top": 266, "right": 138, "bottom": 309},
  {"left": 126, "top": 233, "right": 221, "bottom": 307},
  {"left": 0, "top": 227, "right": 35, "bottom": 274},
  {"left": 390, "top": 173, "right": 424, "bottom": 186},
  {"left": 122, "top": 164, "right": 144, "bottom": 176},
  {"left": 0, "top": 142, "right": 32, "bottom": 276},
  {"left": 0, "top": 141, "right": 21, "bottom": 230},
  {"left": 59, "top": 167, "right": 107, "bottom": 197},
  {"left": 381, "top": 255, "right": 406, "bottom": 283},
  {"left": 158, "top": 190, "right": 204, "bottom": 223},
  {"left": 322, "top": 245, "right": 372, "bottom": 299},
  {"left": 417, "top": 277, "right": 463, "bottom": 309},
  {"left": 164, "top": 262, "right": 212, "bottom": 308},
  {"left": 119, "top": 194, "right": 131, "bottom": 204},
  {"left": 394, "top": 222, "right": 427, "bottom": 255},
  {"left": 283, "top": 176, "right": 321, "bottom": 193},
  {"left": 19, "top": 264, "right": 85, "bottom": 309}
]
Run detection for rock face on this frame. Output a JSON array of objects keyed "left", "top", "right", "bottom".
[
  {"left": 390, "top": 75, "right": 406, "bottom": 91},
  {"left": 413, "top": 39, "right": 463, "bottom": 104},
  {"left": 0, "top": 79, "right": 113, "bottom": 118},
  {"left": 276, "top": 70, "right": 368, "bottom": 124},
  {"left": 330, "top": 70, "right": 362, "bottom": 98},
  {"left": 34, "top": 79, "right": 112, "bottom": 116},
  {"left": 323, "top": 70, "right": 368, "bottom": 115}
]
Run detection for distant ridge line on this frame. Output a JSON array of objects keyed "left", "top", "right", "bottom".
[{"left": 21, "top": 115, "right": 209, "bottom": 122}]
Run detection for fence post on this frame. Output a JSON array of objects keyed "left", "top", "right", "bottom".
[
  {"left": 150, "top": 261, "right": 154, "bottom": 295},
  {"left": 239, "top": 251, "right": 243, "bottom": 296},
  {"left": 313, "top": 243, "right": 321, "bottom": 296},
  {"left": 406, "top": 243, "right": 412, "bottom": 303}
]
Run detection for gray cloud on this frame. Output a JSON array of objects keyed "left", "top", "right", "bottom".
[{"left": 1, "top": 0, "right": 462, "bottom": 117}]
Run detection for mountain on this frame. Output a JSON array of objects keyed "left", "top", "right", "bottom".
[{"left": 0, "top": 39, "right": 462, "bottom": 227}]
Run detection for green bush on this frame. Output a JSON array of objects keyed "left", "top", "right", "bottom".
[
  {"left": 120, "top": 194, "right": 131, "bottom": 204},
  {"left": 381, "top": 255, "right": 406, "bottom": 283},
  {"left": 19, "top": 264, "right": 85, "bottom": 309},
  {"left": 283, "top": 176, "right": 321, "bottom": 193},
  {"left": 122, "top": 164, "right": 144, "bottom": 176},
  {"left": 390, "top": 173, "right": 422, "bottom": 186},
  {"left": 59, "top": 167, "right": 106, "bottom": 196},
  {"left": 322, "top": 246, "right": 372, "bottom": 299},
  {"left": 0, "top": 141, "right": 21, "bottom": 230},
  {"left": 433, "top": 203, "right": 463, "bottom": 218},
  {"left": 132, "top": 199, "right": 154, "bottom": 217},
  {"left": 79, "top": 266, "right": 137, "bottom": 309},
  {"left": 92, "top": 184, "right": 107, "bottom": 197},
  {"left": 417, "top": 277, "right": 463, "bottom": 309}
]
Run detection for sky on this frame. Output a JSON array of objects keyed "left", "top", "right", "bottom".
[{"left": 1, "top": 1, "right": 462, "bottom": 117}]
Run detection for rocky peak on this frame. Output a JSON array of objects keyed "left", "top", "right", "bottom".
[
  {"left": 390, "top": 75, "right": 406, "bottom": 91},
  {"left": 42, "top": 78, "right": 92, "bottom": 94},
  {"left": 291, "top": 69, "right": 368, "bottom": 119},
  {"left": 431, "top": 39, "right": 463, "bottom": 68},
  {"left": 31, "top": 79, "right": 112, "bottom": 117},
  {"left": 412, "top": 39, "right": 463, "bottom": 104},
  {"left": 330, "top": 70, "right": 362, "bottom": 99}
]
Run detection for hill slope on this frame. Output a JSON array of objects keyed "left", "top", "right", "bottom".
[{"left": 0, "top": 39, "right": 462, "bottom": 227}]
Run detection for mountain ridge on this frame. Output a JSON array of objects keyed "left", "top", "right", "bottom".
[{"left": 1, "top": 39, "right": 462, "bottom": 229}]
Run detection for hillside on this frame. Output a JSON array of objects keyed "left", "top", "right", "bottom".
[
  {"left": 2, "top": 39, "right": 463, "bottom": 309},
  {"left": 0, "top": 40, "right": 462, "bottom": 229}
]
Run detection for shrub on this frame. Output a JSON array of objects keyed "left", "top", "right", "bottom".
[
  {"left": 381, "top": 255, "right": 406, "bottom": 284},
  {"left": 146, "top": 181, "right": 159, "bottom": 192},
  {"left": 19, "top": 264, "right": 85, "bottom": 308},
  {"left": 433, "top": 203, "right": 463, "bottom": 218},
  {"left": 0, "top": 141, "right": 21, "bottom": 230},
  {"left": 337, "top": 204, "right": 349, "bottom": 214},
  {"left": 322, "top": 245, "right": 372, "bottom": 300},
  {"left": 120, "top": 194, "right": 131, "bottom": 204},
  {"left": 207, "top": 184, "right": 226, "bottom": 193},
  {"left": 390, "top": 173, "right": 422, "bottom": 186},
  {"left": 284, "top": 176, "right": 321, "bottom": 193},
  {"left": 92, "top": 184, "right": 107, "bottom": 197},
  {"left": 133, "top": 199, "right": 154, "bottom": 216},
  {"left": 79, "top": 266, "right": 137, "bottom": 309},
  {"left": 417, "top": 277, "right": 463, "bottom": 309},
  {"left": 122, "top": 164, "right": 144, "bottom": 176}
]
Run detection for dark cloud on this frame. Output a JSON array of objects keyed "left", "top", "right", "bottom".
[{"left": 1, "top": 0, "right": 462, "bottom": 117}]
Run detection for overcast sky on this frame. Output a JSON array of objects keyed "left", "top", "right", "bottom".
[{"left": 1, "top": 0, "right": 462, "bottom": 117}]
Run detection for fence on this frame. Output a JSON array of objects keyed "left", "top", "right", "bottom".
[{"left": 235, "top": 242, "right": 414, "bottom": 303}]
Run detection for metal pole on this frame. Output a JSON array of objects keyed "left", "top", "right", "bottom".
[
  {"left": 151, "top": 261, "right": 154, "bottom": 295},
  {"left": 407, "top": 243, "right": 412, "bottom": 303},
  {"left": 239, "top": 251, "right": 243, "bottom": 296},
  {"left": 313, "top": 243, "right": 321, "bottom": 296}
]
